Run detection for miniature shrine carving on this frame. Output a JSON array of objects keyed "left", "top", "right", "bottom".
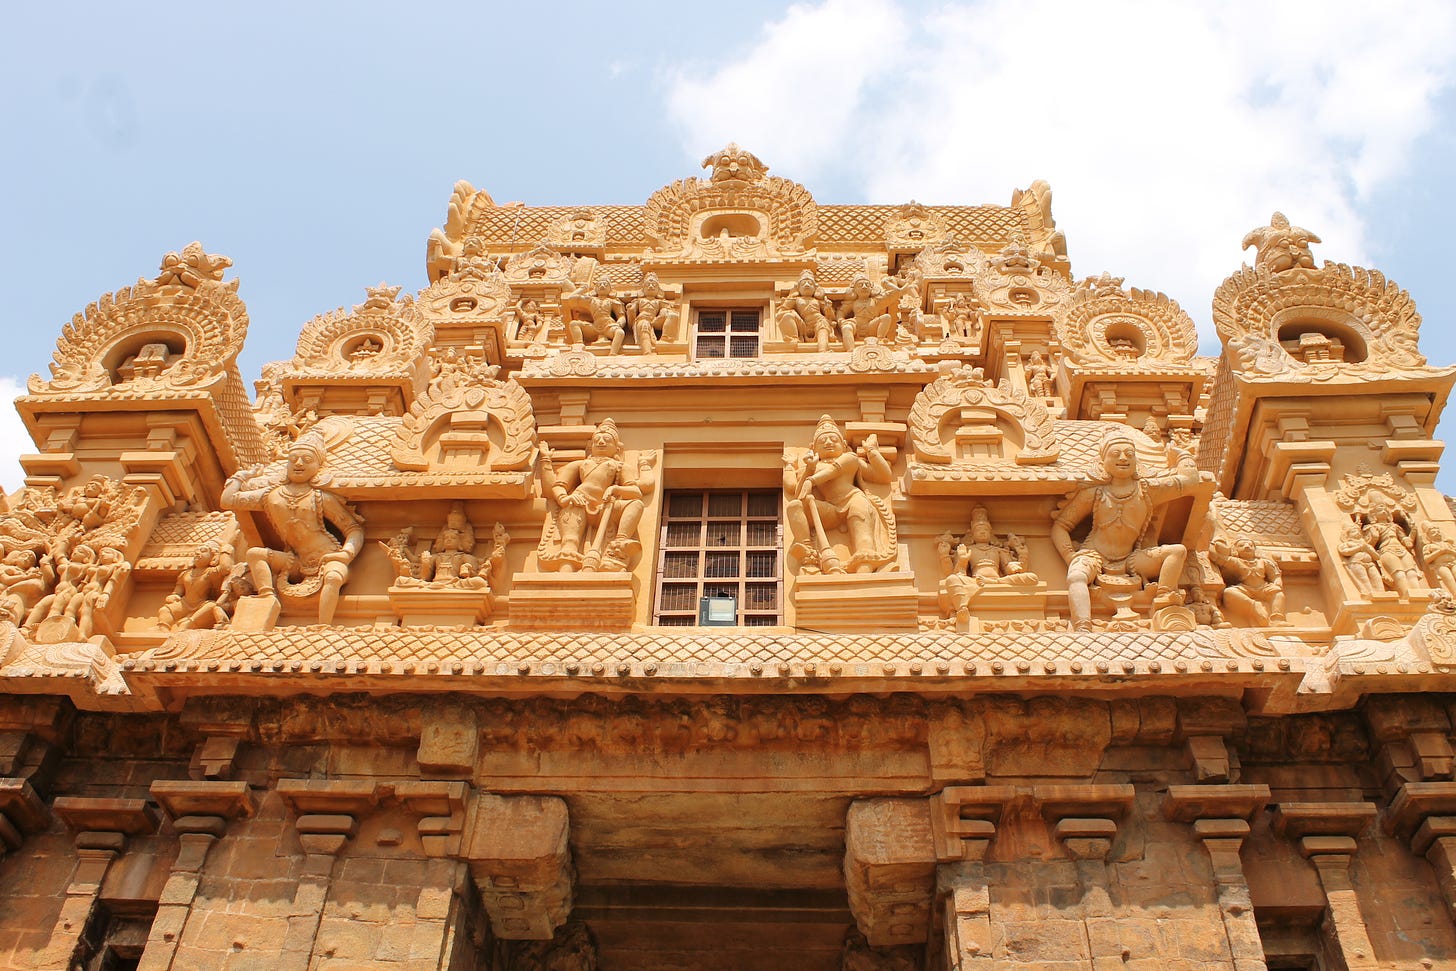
[
  {"left": 784, "top": 416, "right": 897, "bottom": 574},
  {"left": 938, "top": 505, "right": 1039, "bottom": 629},
  {"left": 778, "top": 270, "right": 837, "bottom": 352},
  {"left": 1209, "top": 537, "right": 1286, "bottom": 627},
  {"left": 536, "top": 419, "right": 655, "bottom": 573},
  {"left": 1052, "top": 430, "right": 1204, "bottom": 630},
  {"left": 221, "top": 420, "right": 364, "bottom": 624},
  {"left": 391, "top": 355, "right": 536, "bottom": 475},
  {"left": 908, "top": 364, "right": 1059, "bottom": 467}
]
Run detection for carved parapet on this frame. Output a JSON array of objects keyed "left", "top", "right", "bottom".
[
  {"left": 844, "top": 797, "right": 937, "bottom": 948},
  {"left": 462, "top": 793, "right": 574, "bottom": 941},
  {"left": 793, "top": 572, "right": 919, "bottom": 634},
  {"left": 388, "top": 585, "right": 495, "bottom": 626},
  {"left": 508, "top": 572, "right": 636, "bottom": 631}
]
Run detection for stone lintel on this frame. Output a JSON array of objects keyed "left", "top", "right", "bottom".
[
  {"left": 1034, "top": 783, "right": 1136, "bottom": 824},
  {"left": 51, "top": 796, "right": 158, "bottom": 836},
  {"left": 275, "top": 779, "right": 382, "bottom": 816},
  {"left": 1274, "top": 801, "right": 1377, "bottom": 840},
  {"left": 1385, "top": 781, "right": 1456, "bottom": 840},
  {"left": 0, "top": 777, "right": 49, "bottom": 834},
  {"left": 150, "top": 780, "right": 256, "bottom": 822},
  {"left": 1164, "top": 783, "right": 1271, "bottom": 823}
]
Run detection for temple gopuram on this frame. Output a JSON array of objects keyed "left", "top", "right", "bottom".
[{"left": 2, "top": 144, "right": 1455, "bottom": 970}]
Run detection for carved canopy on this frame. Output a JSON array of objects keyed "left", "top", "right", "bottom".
[
  {"left": 908, "top": 365, "right": 1060, "bottom": 467},
  {"left": 290, "top": 285, "right": 433, "bottom": 377},
  {"left": 1056, "top": 275, "right": 1199, "bottom": 367},
  {"left": 30, "top": 243, "right": 249, "bottom": 396},
  {"left": 391, "top": 358, "right": 537, "bottom": 473}
]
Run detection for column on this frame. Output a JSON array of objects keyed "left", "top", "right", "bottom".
[{"left": 1275, "top": 802, "right": 1380, "bottom": 970}]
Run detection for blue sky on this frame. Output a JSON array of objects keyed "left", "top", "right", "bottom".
[{"left": 3, "top": 1, "right": 1453, "bottom": 490}]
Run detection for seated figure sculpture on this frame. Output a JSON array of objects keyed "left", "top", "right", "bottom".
[
  {"left": 387, "top": 502, "right": 510, "bottom": 590},
  {"left": 836, "top": 275, "right": 912, "bottom": 351},
  {"left": 538, "top": 419, "right": 647, "bottom": 573},
  {"left": 562, "top": 278, "right": 627, "bottom": 353},
  {"left": 221, "top": 427, "right": 365, "bottom": 624},
  {"left": 1051, "top": 429, "right": 1204, "bottom": 630},
  {"left": 784, "top": 416, "right": 897, "bottom": 575},
  {"left": 938, "top": 504, "right": 1039, "bottom": 628},
  {"left": 777, "top": 271, "right": 836, "bottom": 352},
  {"left": 1209, "top": 536, "right": 1286, "bottom": 626},
  {"left": 157, "top": 543, "right": 236, "bottom": 631}
]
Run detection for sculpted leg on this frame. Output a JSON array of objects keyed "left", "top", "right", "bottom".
[
  {"left": 1154, "top": 544, "right": 1187, "bottom": 603},
  {"left": 1066, "top": 562, "right": 1094, "bottom": 631},
  {"left": 840, "top": 322, "right": 856, "bottom": 351},
  {"left": 614, "top": 499, "right": 643, "bottom": 545},
  {"left": 318, "top": 561, "right": 349, "bottom": 625},
  {"left": 246, "top": 547, "right": 276, "bottom": 598}
]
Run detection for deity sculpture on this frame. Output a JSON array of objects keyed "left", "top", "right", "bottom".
[
  {"left": 1051, "top": 429, "right": 1205, "bottom": 630},
  {"left": 1209, "top": 537, "right": 1286, "bottom": 627},
  {"left": 511, "top": 297, "right": 548, "bottom": 344},
  {"left": 23, "top": 543, "right": 128, "bottom": 641},
  {"left": 1337, "top": 522, "right": 1383, "bottom": 596},
  {"left": 156, "top": 543, "right": 237, "bottom": 631},
  {"left": 538, "top": 419, "right": 651, "bottom": 573},
  {"left": 386, "top": 502, "right": 510, "bottom": 589},
  {"left": 1242, "top": 212, "right": 1321, "bottom": 273},
  {"left": 937, "top": 505, "right": 1039, "bottom": 628},
  {"left": 221, "top": 424, "right": 365, "bottom": 624},
  {"left": 562, "top": 278, "right": 627, "bottom": 353},
  {"left": 1360, "top": 496, "right": 1426, "bottom": 600},
  {"left": 777, "top": 271, "right": 836, "bottom": 352},
  {"left": 943, "top": 293, "right": 983, "bottom": 342},
  {"left": 627, "top": 273, "right": 681, "bottom": 352},
  {"left": 1418, "top": 521, "right": 1456, "bottom": 597},
  {"left": 1024, "top": 351, "right": 1055, "bottom": 398},
  {"left": 784, "top": 416, "right": 897, "bottom": 574},
  {"left": 836, "top": 275, "right": 913, "bottom": 351}
]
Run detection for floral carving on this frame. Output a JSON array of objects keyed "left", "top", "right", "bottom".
[
  {"left": 908, "top": 364, "right": 1059, "bottom": 466},
  {"left": 31, "top": 243, "right": 249, "bottom": 395},
  {"left": 391, "top": 354, "right": 537, "bottom": 473}
]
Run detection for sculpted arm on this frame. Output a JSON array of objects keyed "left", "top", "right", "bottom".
[
  {"left": 1143, "top": 450, "right": 1206, "bottom": 505},
  {"left": 1051, "top": 489, "right": 1094, "bottom": 564},
  {"left": 221, "top": 469, "right": 272, "bottom": 510},
  {"left": 857, "top": 435, "right": 892, "bottom": 484}
]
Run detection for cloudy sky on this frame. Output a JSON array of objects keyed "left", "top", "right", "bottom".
[{"left": 2, "top": 0, "right": 1454, "bottom": 490}]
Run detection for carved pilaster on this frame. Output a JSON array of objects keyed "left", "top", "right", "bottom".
[
  {"left": 138, "top": 780, "right": 254, "bottom": 971},
  {"left": 1276, "top": 802, "right": 1380, "bottom": 970},
  {"left": 932, "top": 787, "right": 1013, "bottom": 968},
  {"left": 1166, "top": 784, "right": 1272, "bottom": 971}
]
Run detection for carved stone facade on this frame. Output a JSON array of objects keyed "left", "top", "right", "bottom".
[{"left": 1, "top": 149, "right": 1455, "bottom": 970}]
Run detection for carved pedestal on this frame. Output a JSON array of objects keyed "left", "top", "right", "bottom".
[
  {"left": 509, "top": 572, "right": 635, "bottom": 630},
  {"left": 229, "top": 594, "right": 281, "bottom": 632},
  {"left": 793, "top": 572, "right": 919, "bottom": 633},
  {"left": 388, "top": 585, "right": 495, "bottom": 627},
  {"left": 938, "top": 582, "right": 1047, "bottom": 633}
]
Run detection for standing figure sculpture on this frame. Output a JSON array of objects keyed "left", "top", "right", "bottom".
[
  {"left": 1024, "top": 351, "right": 1055, "bottom": 399},
  {"left": 937, "top": 505, "right": 1039, "bottom": 628},
  {"left": 221, "top": 426, "right": 365, "bottom": 624},
  {"left": 1418, "top": 521, "right": 1456, "bottom": 598},
  {"left": 777, "top": 271, "right": 837, "bottom": 352},
  {"left": 1209, "top": 537, "right": 1286, "bottom": 627},
  {"left": 538, "top": 419, "right": 649, "bottom": 573},
  {"left": 1361, "top": 496, "right": 1426, "bottom": 600},
  {"left": 157, "top": 543, "right": 237, "bottom": 631},
  {"left": 0, "top": 550, "right": 52, "bottom": 626},
  {"left": 562, "top": 278, "right": 627, "bottom": 353},
  {"left": 784, "top": 416, "right": 897, "bottom": 575},
  {"left": 1337, "top": 522, "right": 1383, "bottom": 596},
  {"left": 1051, "top": 430, "right": 1204, "bottom": 630},
  {"left": 511, "top": 297, "right": 548, "bottom": 344},
  {"left": 628, "top": 273, "right": 681, "bottom": 352}
]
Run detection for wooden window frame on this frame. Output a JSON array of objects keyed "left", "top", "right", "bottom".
[{"left": 653, "top": 489, "right": 783, "bottom": 627}]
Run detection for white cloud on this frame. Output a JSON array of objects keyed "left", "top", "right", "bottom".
[
  {"left": 663, "top": 0, "right": 1456, "bottom": 349},
  {"left": 0, "top": 377, "right": 30, "bottom": 495}
]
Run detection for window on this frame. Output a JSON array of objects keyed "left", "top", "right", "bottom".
[
  {"left": 654, "top": 490, "right": 782, "bottom": 627},
  {"left": 695, "top": 309, "right": 761, "bottom": 359}
]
